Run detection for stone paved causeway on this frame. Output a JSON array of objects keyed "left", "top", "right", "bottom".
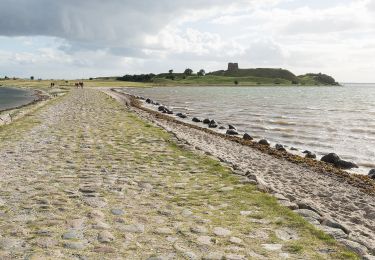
[{"left": 0, "top": 89, "right": 356, "bottom": 259}]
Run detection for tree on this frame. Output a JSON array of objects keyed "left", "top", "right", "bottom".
[
  {"left": 234, "top": 80, "right": 239, "bottom": 85},
  {"left": 184, "top": 68, "right": 193, "bottom": 76},
  {"left": 197, "top": 69, "right": 205, "bottom": 77},
  {"left": 30, "top": 76, "right": 34, "bottom": 80},
  {"left": 168, "top": 69, "right": 173, "bottom": 74}
]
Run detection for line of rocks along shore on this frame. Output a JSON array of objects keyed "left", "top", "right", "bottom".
[{"left": 130, "top": 94, "right": 375, "bottom": 180}]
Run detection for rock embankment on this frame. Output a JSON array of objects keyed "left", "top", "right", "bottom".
[{"left": 121, "top": 90, "right": 375, "bottom": 259}]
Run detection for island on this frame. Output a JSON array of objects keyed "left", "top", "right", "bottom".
[{"left": 115, "top": 63, "right": 340, "bottom": 86}]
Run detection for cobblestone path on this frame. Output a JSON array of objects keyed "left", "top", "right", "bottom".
[{"left": 0, "top": 89, "right": 355, "bottom": 259}]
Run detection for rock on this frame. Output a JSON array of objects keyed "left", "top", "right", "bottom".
[
  {"left": 320, "top": 153, "right": 358, "bottom": 169},
  {"left": 93, "top": 245, "right": 116, "bottom": 253},
  {"left": 219, "top": 126, "right": 226, "bottom": 129},
  {"left": 305, "top": 152, "right": 317, "bottom": 159},
  {"left": 98, "top": 230, "right": 115, "bottom": 243},
  {"left": 339, "top": 239, "right": 368, "bottom": 256},
  {"left": 63, "top": 241, "right": 86, "bottom": 250},
  {"left": 275, "top": 228, "right": 299, "bottom": 241},
  {"left": 290, "top": 147, "right": 298, "bottom": 151},
  {"left": 111, "top": 208, "right": 125, "bottom": 216},
  {"left": 146, "top": 98, "right": 152, "bottom": 104},
  {"left": 302, "top": 150, "right": 310, "bottom": 154},
  {"left": 226, "top": 129, "right": 239, "bottom": 135},
  {"left": 240, "top": 211, "right": 253, "bottom": 216},
  {"left": 258, "top": 139, "right": 270, "bottom": 146},
  {"left": 225, "top": 254, "right": 246, "bottom": 260},
  {"left": 275, "top": 144, "right": 286, "bottom": 152},
  {"left": 203, "top": 119, "right": 211, "bottom": 124},
  {"left": 176, "top": 113, "right": 187, "bottom": 119},
  {"left": 154, "top": 227, "right": 174, "bottom": 235},
  {"left": 158, "top": 106, "right": 166, "bottom": 112},
  {"left": 202, "top": 252, "right": 224, "bottom": 260},
  {"left": 229, "top": 237, "right": 243, "bottom": 245},
  {"left": 369, "top": 169, "right": 375, "bottom": 179},
  {"left": 122, "top": 223, "right": 145, "bottom": 233},
  {"left": 209, "top": 120, "right": 218, "bottom": 128},
  {"left": 228, "top": 125, "right": 237, "bottom": 130},
  {"left": 262, "top": 244, "right": 283, "bottom": 251},
  {"left": 318, "top": 225, "right": 348, "bottom": 239},
  {"left": 293, "top": 209, "right": 321, "bottom": 222},
  {"left": 92, "top": 221, "right": 111, "bottom": 230},
  {"left": 278, "top": 200, "right": 298, "bottom": 210},
  {"left": 335, "top": 159, "right": 358, "bottom": 169},
  {"left": 321, "top": 153, "right": 341, "bottom": 164},
  {"left": 243, "top": 133, "right": 253, "bottom": 140},
  {"left": 181, "top": 209, "right": 193, "bottom": 217},
  {"left": 62, "top": 230, "right": 81, "bottom": 240},
  {"left": 320, "top": 218, "right": 350, "bottom": 234},
  {"left": 190, "top": 226, "right": 208, "bottom": 234},
  {"left": 213, "top": 227, "right": 231, "bottom": 237},
  {"left": 196, "top": 235, "right": 213, "bottom": 246},
  {"left": 192, "top": 117, "right": 202, "bottom": 123}
]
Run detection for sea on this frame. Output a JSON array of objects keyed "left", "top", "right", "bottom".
[
  {"left": 124, "top": 84, "right": 375, "bottom": 175},
  {"left": 0, "top": 87, "right": 35, "bottom": 111}
]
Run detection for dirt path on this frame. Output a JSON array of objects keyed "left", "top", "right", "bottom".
[{"left": 0, "top": 89, "right": 357, "bottom": 259}]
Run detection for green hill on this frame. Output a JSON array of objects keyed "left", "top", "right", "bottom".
[
  {"left": 207, "top": 68, "right": 299, "bottom": 83},
  {"left": 116, "top": 64, "right": 339, "bottom": 86}
]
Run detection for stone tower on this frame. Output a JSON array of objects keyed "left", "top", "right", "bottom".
[{"left": 227, "top": 62, "right": 239, "bottom": 71}]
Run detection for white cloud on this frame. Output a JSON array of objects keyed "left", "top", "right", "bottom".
[{"left": 0, "top": 0, "right": 375, "bottom": 81}]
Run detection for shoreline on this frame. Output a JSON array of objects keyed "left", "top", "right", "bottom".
[
  {"left": 0, "top": 88, "right": 49, "bottom": 114},
  {"left": 112, "top": 88, "right": 375, "bottom": 194},
  {"left": 107, "top": 88, "right": 375, "bottom": 258}
]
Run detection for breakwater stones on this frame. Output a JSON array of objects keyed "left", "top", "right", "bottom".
[
  {"left": 321, "top": 153, "right": 359, "bottom": 170},
  {"left": 368, "top": 169, "right": 375, "bottom": 179},
  {"left": 226, "top": 129, "right": 239, "bottom": 135},
  {"left": 209, "top": 120, "right": 218, "bottom": 128},
  {"left": 243, "top": 133, "right": 253, "bottom": 140},
  {"left": 141, "top": 95, "right": 367, "bottom": 174},
  {"left": 258, "top": 139, "right": 270, "bottom": 146}
]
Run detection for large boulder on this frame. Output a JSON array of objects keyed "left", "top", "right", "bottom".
[
  {"left": 226, "top": 129, "right": 239, "bottom": 135},
  {"left": 203, "top": 119, "right": 211, "bottom": 124},
  {"left": 305, "top": 152, "right": 317, "bottom": 159},
  {"left": 243, "top": 133, "right": 253, "bottom": 141},
  {"left": 259, "top": 139, "right": 270, "bottom": 146},
  {"left": 321, "top": 153, "right": 341, "bottom": 164},
  {"left": 176, "top": 113, "right": 187, "bottom": 119},
  {"left": 335, "top": 160, "right": 358, "bottom": 169},
  {"left": 321, "top": 153, "right": 358, "bottom": 169},
  {"left": 209, "top": 120, "right": 218, "bottom": 128},
  {"left": 275, "top": 144, "right": 286, "bottom": 152},
  {"left": 146, "top": 98, "right": 152, "bottom": 104},
  {"left": 228, "top": 125, "right": 237, "bottom": 130},
  {"left": 192, "top": 117, "right": 202, "bottom": 123},
  {"left": 369, "top": 169, "right": 375, "bottom": 179}
]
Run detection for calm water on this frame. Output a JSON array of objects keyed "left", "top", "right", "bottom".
[
  {"left": 125, "top": 84, "right": 375, "bottom": 175},
  {"left": 0, "top": 87, "right": 35, "bottom": 111}
]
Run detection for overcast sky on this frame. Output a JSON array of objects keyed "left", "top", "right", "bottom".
[{"left": 1, "top": 0, "right": 375, "bottom": 82}]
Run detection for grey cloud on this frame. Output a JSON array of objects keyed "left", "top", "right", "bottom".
[{"left": 0, "top": 0, "right": 250, "bottom": 50}]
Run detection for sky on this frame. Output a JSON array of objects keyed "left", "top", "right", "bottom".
[{"left": 1, "top": 0, "right": 375, "bottom": 82}]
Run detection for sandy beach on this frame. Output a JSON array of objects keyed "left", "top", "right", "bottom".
[{"left": 107, "top": 89, "right": 375, "bottom": 259}]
